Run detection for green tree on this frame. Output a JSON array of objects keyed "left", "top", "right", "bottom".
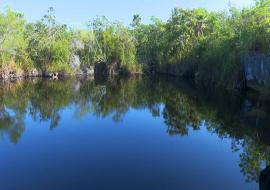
[
  {"left": 25, "top": 7, "right": 72, "bottom": 74},
  {"left": 0, "top": 9, "right": 29, "bottom": 69},
  {"left": 131, "top": 14, "right": 142, "bottom": 28}
]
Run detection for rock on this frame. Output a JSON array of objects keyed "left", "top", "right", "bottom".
[
  {"left": 83, "top": 66, "right": 94, "bottom": 75},
  {"left": 70, "top": 54, "right": 82, "bottom": 75},
  {"left": 70, "top": 54, "right": 95, "bottom": 76},
  {"left": 70, "top": 54, "right": 81, "bottom": 70},
  {"left": 42, "top": 72, "right": 59, "bottom": 79},
  {"left": 243, "top": 53, "right": 270, "bottom": 88},
  {"left": 70, "top": 39, "right": 84, "bottom": 50},
  {"left": 94, "top": 61, "right": 109, "bottom": 76},
  {"left": 29, "top": 69, "right": 41, "bottom": 77},
  {"left": 0, "top": 68, "right": 23, "bottom": 79},
  {"left": 94, "top": 61, "right": 123, "bottom": 77},
  {"left": 52, "top": 73, "right": 59, "bottom": 80}
]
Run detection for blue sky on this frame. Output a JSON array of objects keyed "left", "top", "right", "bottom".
[{"left": 1, "top": 0, "right": 253, "bottom": 28}]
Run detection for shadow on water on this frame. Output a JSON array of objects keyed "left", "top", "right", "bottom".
[
  {"left": 0, "top": 75, "right": 270, "bottom": 188},
  {"left": 260, "top": 165, "right": 270, "bottom": 190}
]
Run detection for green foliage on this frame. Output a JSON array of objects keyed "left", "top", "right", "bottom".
[
  {"left": 25, "top": 7, "right": 72, "bottom": 73},
  {"left": 1, "top": 1, "right": 270, "bottom": 86},
  {"left": 131, "top": 14, "right": 142, "bottom": 28},
  {"left": 92, "top": 18, "right": 138, "bottom": 71},
  {"left": 133, "top": 17, "right": 166, "bottom": 72},
  {"left": 74, "top": 30, "right": 104, "bottom": 66},
  {"left": 240, "top": 0, "right": 270, "bottom": 52},
  {"left": 0, "top": 8, "right": 29, "bottom": 69},
  {"left": 132, "top": 0, "right": 270, "bottom": 88},
  {"left": 75, "top": 17, "right": 140, "bottom": 73}
]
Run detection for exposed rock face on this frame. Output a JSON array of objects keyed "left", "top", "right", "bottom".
[
  {"left": 70, "top": 55, "right": 81, "bottom": 69},
  {"left": 94, "top": 61, "right": 109, "bottom": 77},
  {"left": 94, "top": 61, "right": 127, "bottom": 77},
  {"left": 28, "top": 69, "right": 42, "bottom": 77},
  {"left": 70, "top": 54, "right": 82, "bottom": 74},
  {"left": 70, "top": 54, "right": 95, "bottom": 76},
  {"left": 1, "top": 69, "right": 16, "bottom": 79},
  {"left": 0, "top": 68, "right": 42, "bottom": 80},
  {"left": 52, "top": 73, "right": 59, "bottom": 80},
  {"left": 69, "top": 39, "right": 95, "bottom": 76},
  {"left": 243, "top": 53, "right": 270, "bottom": 88},
  {"left": 82, "top": 66, "right": 94, "bottom": 75},
  {"left": 0, "top": 53, "right": 124, "bottom": 81}
]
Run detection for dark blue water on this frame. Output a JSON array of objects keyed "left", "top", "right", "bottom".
[{"left": 0, "top": 76, "right": 269, "bottom": 190}]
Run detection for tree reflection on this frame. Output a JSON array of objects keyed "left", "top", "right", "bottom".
[
  {"left": 0, "top": 76, "right": 269, "bottom": 186},
  {"left": 260, "top": 165, "right": 270, "bottom": 190}
]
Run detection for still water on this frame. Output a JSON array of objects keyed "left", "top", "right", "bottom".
[{"left": 0, "top": 76, "right": 269, "bottom": 190}]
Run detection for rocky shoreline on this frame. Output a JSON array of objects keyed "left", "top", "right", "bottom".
[{"left": 0, "top": 60, "right": 142, "bottom": 81}]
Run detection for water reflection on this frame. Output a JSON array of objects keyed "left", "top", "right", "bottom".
[
  {"left": 260, "top": 165, "right": 270, "bottom": 190},
  {"left": 0, "top": 76, "right": 270, "bottom": 187}
]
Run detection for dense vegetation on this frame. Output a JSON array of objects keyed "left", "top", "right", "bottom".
[
  {"left": 133, "top": 0, "right": 270, "bottom": 88},
  {"left": 1, "top": 0, "right": 270, "bottom": 88}
]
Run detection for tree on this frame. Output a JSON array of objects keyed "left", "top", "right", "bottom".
[
  {"left": 0, "top": 9, "right": 28, "bottom": 68},
  {"left": 25, "top": 7, "right": 72, "bottom": 74},
  {"left": 131, "top": 14, "right": 142, "bottom": 28}
]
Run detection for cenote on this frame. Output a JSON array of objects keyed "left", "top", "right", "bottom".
[{"left": 0, "top": 76, "right": 269, "bottom": 190}]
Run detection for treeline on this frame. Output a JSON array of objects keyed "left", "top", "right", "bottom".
[
  {"left": 134, "top": 0, "right": 270, "bottom": 88},
  {"left": 1, "top": 0, "right": 270, "bottom": 88},
  {"left": 0, "top": 7, "right": 140, "bottom": 77}
]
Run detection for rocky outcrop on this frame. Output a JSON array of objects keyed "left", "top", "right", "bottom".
[
  {"left": 70, "top": 54, "right": 81, "bottom": 73},
  {"left": 0, "top": 54, "right": 127, "bottom": 81},
  {"left": 0, "top": 68, "right": 42, "bottom": 80},
  {"left": 70, "top": 54, "right": 95, "bottom": 76},
  {"left": 94, "top": 61, "right": 109, "bottom": 77},
  {"left": 82, "top": 66, "right": 94, "bottom": 75},
  {"left": 69, "top": 39, "right": 96, "bottom": 76},
  {"left": 243, "top": 53, "right": 270, "bottom": 89},
  {"left": 28, "top": 69, "right": 42, "bottom": 77},
  {"left": 93, "top": 61, "right": 126, "bottom": 77}
]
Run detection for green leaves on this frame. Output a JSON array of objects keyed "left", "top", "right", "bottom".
[
  {"left": 25, "top": 8, "right": 72, "bottom": 72},
  {"left": 0, "top": 9, "right": 28, "bottom": 67},
  {"left": 132, "top": 0, "right": 270, "bottom": 88},
  {"left": 0, "top": 1, "right": 270, "bottom": 81},
  {"left": 76, "top": 17, "right": 139, "bottom": 72}
]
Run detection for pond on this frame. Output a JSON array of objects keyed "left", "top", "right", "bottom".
[{"left": 0, "top": 76, "right": 269, "bottom": 190}]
